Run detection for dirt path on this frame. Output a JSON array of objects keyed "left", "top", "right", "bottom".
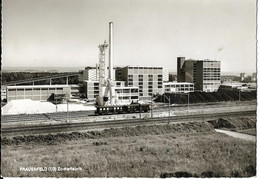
[{"left": 215, "top": 129, "right": 256, "bottom": 142}]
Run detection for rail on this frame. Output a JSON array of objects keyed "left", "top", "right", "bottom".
[{"left": 1, "top": 110, "right": 256, "bottom": 136}]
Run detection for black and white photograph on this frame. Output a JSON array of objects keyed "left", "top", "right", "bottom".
[{"left": 1, "top": 0, "right": 257, "bottom": 178}]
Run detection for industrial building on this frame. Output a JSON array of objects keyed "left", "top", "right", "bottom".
[
  {"left": 79, "top": 66, "right": 116, "bottom": 81},
  {"left": 118, "top": 66, "right": 165, "bottom": 97},
  {"left": 6, "top": 85, "right": 79, "bottom": 102},
  {"left": 219, "top": 82, "right": 256, "bottom": 92},
  {"left": 163, "top": 82, "right": 194, "bottom": 93},
  {"left": 83, "top": 80, "right": 126, "bottom": 100},
  {"left": 80, "top": 65, "right": 169, "bottom": 99},
  {"left": 177, "top": 57, "right": 221, "bottom": 92},
  {"left": 251, "top": 73, "right": 256, "bottom": 82}
]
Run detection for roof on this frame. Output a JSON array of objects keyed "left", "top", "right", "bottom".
[
  {"left": 163, "top": 82, "right": 194, "bottom": 85},
  {"left": 6, "top": 85, "right": 79, "bottom": 89}
]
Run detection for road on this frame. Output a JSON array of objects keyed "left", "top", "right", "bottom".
[{"left": 215, "top": 129, "right": 256, "bottom": 142}]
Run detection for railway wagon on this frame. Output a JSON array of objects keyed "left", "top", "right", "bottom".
[{"left": 95, "top": 103, "right": 150, "bottom": 115}]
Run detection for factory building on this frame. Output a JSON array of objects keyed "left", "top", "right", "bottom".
[
  {"left": 79, "top": 66, "right": 116, "bottom": 81},
  {"left": 83, "top": 80, "right": 126, "bottom": 100},
  {"left": 117, "top": 66, "right": 165, "bottom": 98},
  {"left": 251, "top": 73, "right": 256, "bottom": 82},
  {"left": 177, "top": 57, "right": 221, "bottom": 92},
  {"left": 6, "top": 85, "right": 79, "bottom": 102},
  {"left": 240, "top": 73, "right": 247, "bottom": 82},
  {"left": 82, "top": 80, "right": 139, "bottom": 103},
  {"left": 163, "top": 82, "right": 194, "bottom": 93}
]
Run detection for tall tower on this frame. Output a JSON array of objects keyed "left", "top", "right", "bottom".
[
  {"left": 177, "top": 57, "right": 185, "bottom": 82},
  {"left": 108, "top": 22, "right": 113, "bottom": 81},
  {"left": 98, "top": 41, "right": 108, "bottom": 95}
]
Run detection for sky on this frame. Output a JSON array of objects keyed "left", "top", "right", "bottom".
[{"left": 2, "top": 0, "right": 257, "bottom": 73}]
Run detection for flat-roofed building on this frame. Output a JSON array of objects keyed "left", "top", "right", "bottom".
[
  {"left": 83, "top": 80, "right": 127, "bottom": 100},
  {"left": 118, "top": 66, "right": 165, "bottom": 97},
  {"left": 114, "top": 86, "right": 139, "bottom": 104},
  {"left": 79, "top": 66, "right": 116, "bottom": 81},
  {"left": 163, "top": 82, "right": 194, "bottom": 93},
  {"left": 177, "top": 57, "right": 221, "bottom": 92},
  {"left": 6, "top": 85, "right": 79, "bottom": 102},
  {"left": 251, "top": 73, "right": 256, "bottom": 82}
]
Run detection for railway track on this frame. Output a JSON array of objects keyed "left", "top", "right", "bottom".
[
  {"left": 2, "top": 101, "right": 256, "bottom": 123},
  {"left": 1, "top": 110, "right": 256, "bottom": 136}
]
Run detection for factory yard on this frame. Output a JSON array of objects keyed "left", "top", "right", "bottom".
[{"left": 2, "top": 119, "right": 256, "bottom": 177}]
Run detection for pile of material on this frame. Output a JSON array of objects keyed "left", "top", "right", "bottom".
[
  {"left": 2, "top": 99, "right": 56, "bottom": 115},
  {"left": 2, "top": 99, "right": 96, "bottom": 115}
]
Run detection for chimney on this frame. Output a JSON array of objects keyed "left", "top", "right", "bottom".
[{"left": 109, "top": 22, "right": 113, "bottom": 80}]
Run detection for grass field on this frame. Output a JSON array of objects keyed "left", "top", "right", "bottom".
[{"left": 1, "top": 122, "right": 256, "bottom": 177}]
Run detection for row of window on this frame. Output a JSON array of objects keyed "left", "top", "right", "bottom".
[
  {"left": 8, "top": 88, "right": 64, "bottom": 91},
  {"left": 128, "top": 67, "right": 163, "bottom": 69},
  {"left": 203, "top": 78, "right": 221, "bottom": 80},
  {"left": 203, "top": 68, "right": 220, "bottom": 71}
]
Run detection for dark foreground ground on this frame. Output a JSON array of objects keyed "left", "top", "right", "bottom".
[{"left": 1, "top": 116, "right": 256, "bottom": 177}]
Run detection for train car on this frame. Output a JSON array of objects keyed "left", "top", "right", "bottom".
[{"left": 95, "top": 103, "right": 150, "bottom": 115}]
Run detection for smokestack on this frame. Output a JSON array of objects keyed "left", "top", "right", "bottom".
[{"left": 109, "top": 22, "right": 113, "bottom": 80}]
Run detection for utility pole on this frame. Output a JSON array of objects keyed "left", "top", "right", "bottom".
[
  {"left": 55, "top": 94, "right": 57, "bottom": 112},
  {"left": 139, "top": 103, "right": 141, "bottom": 119},
  {"left": 187, "top": 93, "right": 189, "bottom": 114},
  {"left": 151, "top": 95, "right": 153, "bottom": 118},
  {"left": 164, "top": 94, "right": 171, "bottom": 122},
  {"left": 168, "top": 96, "right": 170, "bottom": 122},
  {"left": 66, "top": 99, "right": 69, "bottom": 122}
]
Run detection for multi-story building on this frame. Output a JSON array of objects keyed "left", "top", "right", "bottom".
[
  {"left": 81, "top": 65, "right": 169, "bottom": 99},
  {"left": 6, "top": 85, "right": 79, "bottom": 102},
  {"left": 118, "top": 66, "right": 165, "bottom": 97},
  {"left": 83, "top": 80, "right": 126, "bottom": 100},
  {"left": 82, "top": 80, "right": 139, "bottom": 103},
  {"left": 163, "top": 82, "right": 194, "bottom": 93},
  {"left": 240, "top": 73, "right": 247, "bottom": 82},
  {"left": 177, "top": 57, "right": 221, "bottom": 92},
  {"left": 79, "top": 66, "right": 116, "bottom": 82},
  {"left": 251, "top": 73, "right": 256, "bottom": 82}
]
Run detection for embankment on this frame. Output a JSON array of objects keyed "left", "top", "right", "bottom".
[{"left": 1, "top": 121, "right": 214, "bottom": 145}]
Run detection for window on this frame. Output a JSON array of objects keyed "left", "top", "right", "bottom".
[
  {"left": 131, "top": 96, "right": 138, "bottom": 99},
  {"left": 131, "top": 89, "right": 138, "bottom": 93}
]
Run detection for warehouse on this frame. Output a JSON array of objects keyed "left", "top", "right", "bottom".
[{"left": 6, "top": 85, "right": 79, "bottom": 102}]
